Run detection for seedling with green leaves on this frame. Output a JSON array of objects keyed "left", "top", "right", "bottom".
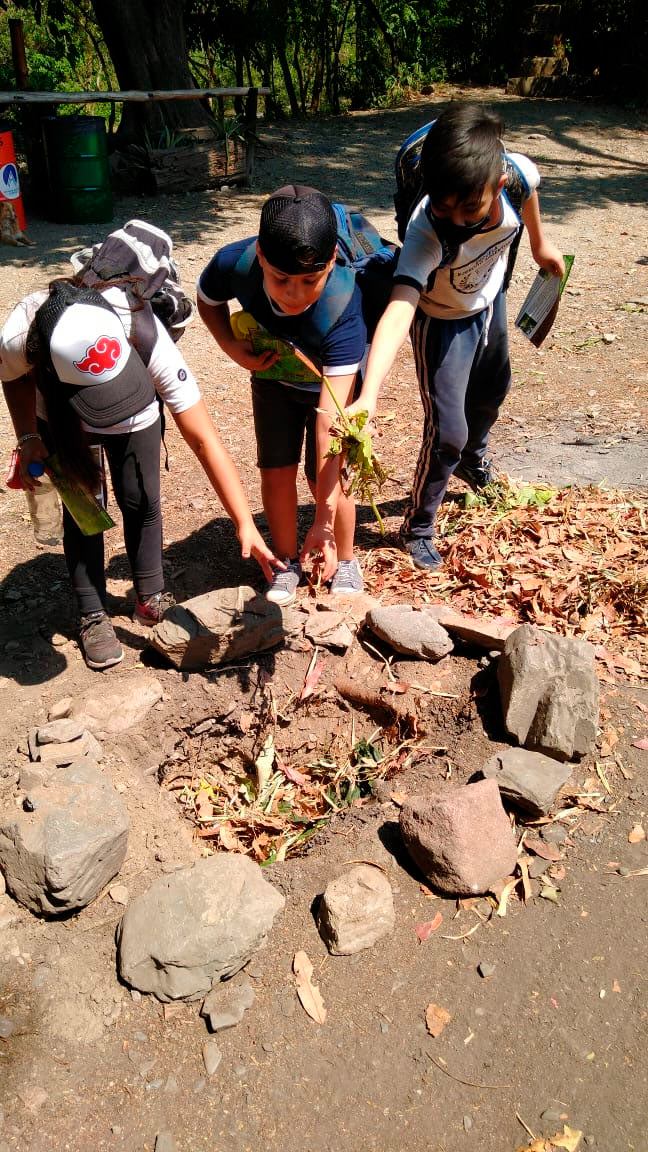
[{"left": 320, "top": 376, "right": 388, "bottom": 533}]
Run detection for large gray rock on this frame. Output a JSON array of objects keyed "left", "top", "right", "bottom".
[
  {"left": 317, "top": 864, "right": 395, "bottom": 955},
  {"left": 0, "top": 760, "right": 128, "bottom": 915},
  {"left": 147, "top": 586, "right": 288, "bottom": 670},
  {"left": 71, "top": 674, "right": 163, "bottom": 736},
  {"left": 366, "top": 604, "right": 453, "bottom": 661},
  {"left": 400, "top": 779, "right": 518, "bottom": 896},
  {"left": 481, "top": 747, "right": 572, "bottom": 816},
  {"left": 498, "top": 625, "right": 599, "bottom": 761},
  {"left": 117, "top": 855, "right": 285, "bottom": 1001}
]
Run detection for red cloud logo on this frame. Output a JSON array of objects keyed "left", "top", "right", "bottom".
[{"left": 74, "top": 335, "right": 122, "bottom": 376}]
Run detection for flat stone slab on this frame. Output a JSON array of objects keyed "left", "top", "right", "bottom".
[
  {"left": 70, "top": 675, "right": 163, "bottom": 736},
  {"left": 0, "top": 760, "right": 128, "bottom": 915},
  {"left": 400, "top": 779, "right": 518, "bottom": 896},
  {"left": 117, "top": 855, "right": 285, "bottom": 1001},
  {"left": 481, "top": 747, "right": 572, "bottom": 816},
  {"left": 147, "top": 586, "right": 289, "bottom": 670},
  {"left": 425, "top": 607, "right": 516, "bottom": 651},
  {"left": 366, "top": 604, "right": 453, "bottom": 661}
]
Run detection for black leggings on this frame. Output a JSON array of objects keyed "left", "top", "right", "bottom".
[{"left": 50, "top": 419, "right": 163, "bottom": 616}]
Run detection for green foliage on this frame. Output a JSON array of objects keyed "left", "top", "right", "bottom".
[{"left": 3, "top": 0, "right": 646, "bottom": 127}]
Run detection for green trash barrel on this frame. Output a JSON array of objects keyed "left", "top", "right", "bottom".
[{"left": 42, "top": 115, "right": 113, "bottom": 225}]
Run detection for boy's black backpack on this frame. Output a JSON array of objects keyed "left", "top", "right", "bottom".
[
  {"left": 394, "top": 121, "right": 530, "bottom": 289},
  {"left": 70, "top": 219, "right": 194, "bottom": 364}
]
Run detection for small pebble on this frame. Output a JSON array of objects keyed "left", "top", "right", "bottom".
[
  {"left": 164, "top": 1075, "right": 179, "bottom": 1095},
  {"left": 477, "top": 961, "right": 496, "bottom": 979},
  {"left": 48, "top": 697, "right": 73, "bottom": 720},
  {"left": 146, "top": 1078, "right": 164, "bottom": 1091},
  {"left": 154, "top": 1134, "right": 178, "bottom": 1152},
  {"left": 130, "top": 989, "right": 142, "bottom": 1003},
  {"left": 192, "top": 1078, "right": 206, "bottom": 1094},
  {"left": 134, "top": 1030, "right": 148, "bottom": 1042},
  {"left": 203, "top": 1039, "right": 222, "bottom": 1077},
  {"left": 540, "top": 1108, "right": 562, "bottom": 1125},
  {"left": 618, "top": 866, "right": 630, "bottom": 877},
  {"left": 380, "top": 1020, "right": 389, "bottom": 1034},
  {"left": 463, "top": 1115, "right": 473, "bottom": 1131},
  {"left": 0, "top": 1017, "right": 15, "bottom": 1039}
]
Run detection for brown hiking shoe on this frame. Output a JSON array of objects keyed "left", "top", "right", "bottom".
[{"left": 79, "top": 611, "right": 123, "bottom": 670}]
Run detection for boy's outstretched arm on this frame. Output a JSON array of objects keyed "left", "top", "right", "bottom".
[
  {"left": 172, "top": 398, "right": 283, "bottom": 581},
  {"left": 197, "top": 298, "right": 278, "bottom": 375},
  {"left": 300, "top": 371, "right": 356, "bottom": 581},
  {"left": 346, "top": 285, "right": 419, "bottom": 421},
  {"left": 521, "top": 191, "right": 565, "bottom": 278}
]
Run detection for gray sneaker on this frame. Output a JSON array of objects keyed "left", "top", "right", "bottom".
[
  {"left": 330, "top": 558, "right": 364, "bottom": 595},
  {"left": 266, "top": 559, "right": 302, "bottom": 606},
  {"left": 79, "top": 611, "right": 123, "bottom": 670}
]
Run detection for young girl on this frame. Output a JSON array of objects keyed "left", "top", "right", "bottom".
[{"left": 1, "top": 276, "right": 280, "bottom": 670}]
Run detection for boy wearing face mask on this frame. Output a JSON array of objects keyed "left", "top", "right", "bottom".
[{"left": 347, "top": 103, "right": 565, "bottom": 570}]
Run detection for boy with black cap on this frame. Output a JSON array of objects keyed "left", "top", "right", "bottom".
[
  {"left": 1, "top": 278, "right": 280, "bottom": 669},
  {"left": 197, "top": 184, "right": 367, "bottom": 606}
]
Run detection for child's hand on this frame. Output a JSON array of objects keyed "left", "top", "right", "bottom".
[
  {"left": 300, "top": 521, "right": 338, "bottom": 584},
  {"left": 532, "top": 241, "right": 565, "bottom": 279},
  {"left": 345, "top": 395, "right": 377, "bottom": 424},
  {"left": 227, "top": 340, "right": 280, "bottom": 375},
  {"left": 237, "top": 521, "right": 285, "bottom": 582},
  {"left": 17, "top": 435, "right": 49, "bottom": 491}
]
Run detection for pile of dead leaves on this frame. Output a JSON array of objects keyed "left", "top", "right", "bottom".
[
  {"left": 364, "top": 480, "right": 647, "bottom": 678},
  {"left": 163, "top": 728, "right": 419, "bottom": 863}
]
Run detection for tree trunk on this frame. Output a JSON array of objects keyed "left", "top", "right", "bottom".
[{"left": 90, "top": 0, "right": 214, "bottom": 144}]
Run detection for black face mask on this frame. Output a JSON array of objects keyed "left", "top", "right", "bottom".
[{"left": 430, "top": 212, "right": 490, "bottom": 247}]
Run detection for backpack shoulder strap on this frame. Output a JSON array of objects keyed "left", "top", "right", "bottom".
[
  {"left": 126, "top": 295, "right": 157, "bottom": 367},
  {"left": 231, "top": 241, "right": 262, "bottom": 312},
  {"left": 502, "top": 154, "right": 530, "bottom": 219}
]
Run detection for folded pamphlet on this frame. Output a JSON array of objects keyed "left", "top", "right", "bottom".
[
  {"left": 515, "top": 254, "right": 575, "bottom": 347},
  {"left": 230, "top": 310, "right": 322, "bottom": 384}
]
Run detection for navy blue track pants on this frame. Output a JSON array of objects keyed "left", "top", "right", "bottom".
[{"left": 402, "top": 289, "right": 511, "bottom": 539}]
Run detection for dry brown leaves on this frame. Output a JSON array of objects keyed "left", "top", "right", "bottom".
[{"left": 364, "top": 483, "right": 647, "bottom": 678}]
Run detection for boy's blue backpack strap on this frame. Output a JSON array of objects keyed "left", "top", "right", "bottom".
[
  {"left": 303, "top": 262, "right": 356, "bottom": 347},
  {"left": 501, "top": 152, "right": 530, "bottom": 289},
  {"left": 231, "top": 241, "right": 261, "bottom": 311}
]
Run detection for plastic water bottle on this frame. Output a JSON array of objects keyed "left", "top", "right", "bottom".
[{"left": 25, "top": 461, "right": 64, "bottom": 546}]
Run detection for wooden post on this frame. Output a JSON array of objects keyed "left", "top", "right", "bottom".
[
  {"left": 9, "top": 20, "right": 29, "bottom": 90},
  {"left": 243, "top": 86, "right": 258, "bottom": 185}
]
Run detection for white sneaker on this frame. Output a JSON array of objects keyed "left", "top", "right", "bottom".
[
  {"left": 330, "top": 557, "right": 364, "bottom": 595},
  {"left": 266, "top": 559, "right": 302, "bottom": 606}
]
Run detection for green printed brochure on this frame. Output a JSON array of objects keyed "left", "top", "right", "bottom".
[
  {"left": 515, "top": 254, "right": 575, "bottom": 347},
  {"left": 230, "top": 309, "right": 322, "bottom": 384}
]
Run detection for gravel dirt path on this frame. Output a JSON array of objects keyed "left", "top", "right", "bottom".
[{"left": 0, "top": 87, "right": 647, "bottom": 1152}]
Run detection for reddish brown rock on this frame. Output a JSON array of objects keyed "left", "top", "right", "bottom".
[{"left": 400, "top": 779, "right": 518, "bottom": 895}]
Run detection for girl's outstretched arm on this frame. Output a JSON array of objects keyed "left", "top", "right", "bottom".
[{"left": 172, "top": 398, "right": 283, "bottom": 581}]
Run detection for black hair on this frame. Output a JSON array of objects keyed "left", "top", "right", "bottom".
[
  {"left": 25, "top": 278, "right": 99, "bottom": 492},
  {"left": 421, "top": 103, "right": 505, "bottom": 206}
]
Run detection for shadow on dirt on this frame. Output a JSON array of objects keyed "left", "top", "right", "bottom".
[{"left": 3, "top": 94, "right": 646, "bottom": 286}]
